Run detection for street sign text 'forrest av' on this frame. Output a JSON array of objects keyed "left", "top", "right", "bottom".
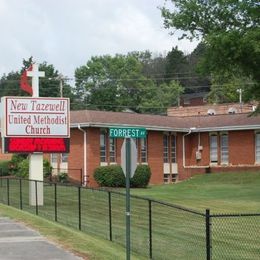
[{"left": 109, "top": 127, "right": 146, "bottom": 138}]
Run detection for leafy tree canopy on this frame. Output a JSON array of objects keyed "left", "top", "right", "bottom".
[
  {"left": 75, "top": 53, "right": 183, "bottom": 114},
  {"left": 161, "top": 0, "right": 259, "bottom": 97}
]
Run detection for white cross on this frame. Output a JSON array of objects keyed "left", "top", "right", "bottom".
[{"left": 27, "top": 63, "right": 45, "bottom": 97}]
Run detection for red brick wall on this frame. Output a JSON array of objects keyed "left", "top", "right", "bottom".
[
  {"left": 86, "top": 128, "right": 100, "bottom": 187},
  {"left": 183, "top": 130, "right": 256, "bottom": 167},
  {"left": 229, "top": 130, "right": 255, "bottom": 165},
  {"left": 178, "top": 130, "right": 260, "bottom": 180},
  {"left": 0, "top": 136, "right": 12, "bottom": 161},
  {"left": 147, "top": 131, "right": 164, "bottom": 184},
  {"left": 188, "top": 133, "right": 210, "bottom": 166},
  {"left": 69, "top": 128, "right": 260, "bottom": 187},
  {"left": 69, "top": 128, "right": 166, "bottom": 186},
  {"left": 68, "top": 128, "right": 84, "bottom": 182}
]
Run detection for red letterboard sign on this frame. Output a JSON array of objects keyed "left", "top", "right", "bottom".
[{"left": 4, "top": 138, "right": 70, "bottom": 153}]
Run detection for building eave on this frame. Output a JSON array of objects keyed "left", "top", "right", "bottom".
[
  {"left": 70, "top": 122, "right": 187, "bottom": 132},
  {"left": 194, "top": 125, "right": 260, "bottom": 132}
]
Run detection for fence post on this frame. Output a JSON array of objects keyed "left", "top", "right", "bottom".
[
  {"left": 108, "top": 191, "right": 112, "bottom": 241},
  {"left": 80, "top": 169, "right": 83, "bottom": 186},
  {"left": 0, "top": 169, "right": 2, "bottom": 187},
  {"left": 78, "top": 186, "right": 81, "bottom": 230},
  {"left": 149, "top": 200, "right": 153, "bottom": 259},
  {"left": 7, "top": 178, "right": 10, "bottom": 206},
  {"left": 54, "top": 183, "right": 57, "bottom": 222},
  {"left": 206, "top": 209, "right": 211, "bottom": 260},
  {"left": 35, "top": 180, "right": 38, "bottom": 215},
  {"left": 19, "top": 179, "right": 23, "bottom": 210}
]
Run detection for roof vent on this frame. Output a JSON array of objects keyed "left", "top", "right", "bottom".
[
  {"left": 207, "top": 109, "right": 216, "bottom": 115},
  {"left": 228, "top": 107, "right": 237, "bottom": 114}
]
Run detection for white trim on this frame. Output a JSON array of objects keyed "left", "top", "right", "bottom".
[
  {"left": 70, "top": 123, "right": 260, "bottom": 133},
  {"left": 100, "top": 162, "right": 108, "bottom": 166},
  {"left": 197, "top": 125, "right": 260, "bottom": 132},
  {"left": 71, "top": 122, "right": 187, "bottom": 132},
  {"left": 255, "top": 132, "right": 260, "bottom": 164}
]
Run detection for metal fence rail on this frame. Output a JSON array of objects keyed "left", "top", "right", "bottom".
[{"left": 0, "top": 177, "right": 259, "bottom": 259}]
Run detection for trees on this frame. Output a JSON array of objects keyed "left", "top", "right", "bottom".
[
  {"left": 75, "top": 54, "right": 149, "bottom": 111},
  {"left": 164, "top": 47, "right": 187, "bottom": 83},
  {"left": 206, "top": 73, "right": 254, "bottom": 104},
  {"left": 75, "top": 53, "right": 183, "bottom": 114},
  {"left": 161, "top": 0, "right": 259, "bottom": 99}
]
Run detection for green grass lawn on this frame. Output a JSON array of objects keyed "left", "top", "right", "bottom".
[
  {"left": 0, "top": 171, "right": 260, "bottom": 259},
  {"left": 131, "top": 171, "right": 260, "bottom": 213}
]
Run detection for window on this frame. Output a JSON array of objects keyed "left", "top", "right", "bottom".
[
  {"left": 163, "top": 133, "right": 178, "bottom": 183},
  {"left": 220, "top": 134, "right": 229, "bottom": 164},
  {"left": 163, "top": 134, "right": 169, "bottom": 163},
  {"left": 140, "top": 138, "right": 147, "bottom": 163},
  {"left": 61, "top": 153, "right": 68, "bottom": 163},
  {"left": 256, "top": 133, "right": 260, "bottom": 163},
  {"left": 100, "top": 131, "right": 106, "bottom": 162},
  {"left": 210, "top": 134, "right": 218, "bottom": 163},
  {"left": 132, "top": 138, "right": 147, "bottom": 163},
  {"left": 171, "top": 135, "right": 176, "bottom": 163},
  {"left": 51, "top": 154, "right": 58, "bottom": 163},
  {"left": 109, "top": 138, "right": 116, "bottom": 163},
  {"left": 163, "top": 134, "right": 176, "bottom": 163},
  {"left": 100, "top": 130, "right": 117, "bottom": 164}
]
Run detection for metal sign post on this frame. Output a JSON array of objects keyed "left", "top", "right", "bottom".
[
  {"left": 125, "top": 138, "right": 131, "bottom": 260},
  {"left": 110, "top": 127, "right": 146, "bottom": 260}
]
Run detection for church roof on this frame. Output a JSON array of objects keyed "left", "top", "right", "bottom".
[{"left": 70, "top": 109, "right": 260, "bottom": 132}]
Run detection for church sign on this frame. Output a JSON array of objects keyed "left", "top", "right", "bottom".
[{"left": 1, "top": 97, "right": 70, "bottom": 138}]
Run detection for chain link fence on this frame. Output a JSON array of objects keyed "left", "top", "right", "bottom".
[
  {"left": 0, "top": 177, "right": 259, "bottom": 259},
  {"left": 210, "top": 213, "right": 260, "bottom": 259}
]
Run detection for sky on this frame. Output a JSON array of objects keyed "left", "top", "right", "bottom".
[{"left": 0, "top": 0, "right": 199, "bottom": 79}]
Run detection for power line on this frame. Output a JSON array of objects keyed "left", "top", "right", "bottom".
[{"left": 0, "top": 75, "right": 210, "bottom": 83}]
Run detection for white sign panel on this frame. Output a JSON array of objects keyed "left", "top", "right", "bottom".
[
  {"left": 2, "top": 97, "right": 70, "bottom": 137},
  {"left": 121, "top": 139, "right": 137, "bottom": 177}
]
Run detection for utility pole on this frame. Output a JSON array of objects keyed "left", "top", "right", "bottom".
[
  {"left": 237, "top": 88, "right": 243, "bottom": 112},
  {"left": 58, "top": 74, "right": 63, "bottom": 97}
]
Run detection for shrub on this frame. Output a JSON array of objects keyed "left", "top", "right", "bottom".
[
  {"left": 131, "top": 165, "right": 151, "bottom": 188},
  {"left": 0, "top": 160, "right": 10, "bottom": 176},
  {"left": 17, "top": 159, "right": 29, "bottom": 178},
  {"left": 43, "top": 159, "right": 52, "bottom": 178},
  {"left": 9, "top": 154, "right": 28, "bottom": 175},
  {"left": 13, "top": 157, "right": 53, "bottom": 179},
  {"left": 94, "top": 165, "right": 125, "bottom": 187},
  {"left": 58, "top": 172, "right": 68, "bottom": 183}
]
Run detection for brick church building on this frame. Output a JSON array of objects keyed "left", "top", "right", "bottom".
[
  {"left": 1, "top": 103, "right": 260, "bottom": 187},
  {"left": 61, "top": 103, "right": 260, "bottom": 187}
]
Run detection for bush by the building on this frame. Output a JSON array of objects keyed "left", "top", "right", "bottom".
[
  {"left": 0, "top": 160, "right": 10, "bottom": 176},
  {"left": 131, "top": 165, "right": 151, "bottom": 188},
  {"left": 94, "top": 164, "right": 151, "bottom": 188},
  {"left": 9, "top": 154, "right": 54, "bottom": 179},
  {"left": 43, "top": 160, "right": 52, "bottom": 178},
  {"left": 16, "top": 159, "right": 29, "bottom": 178},
  {"left": 57, "top": 172, "right": 69, "bottom": 183},
  {"left": 9, "top": 154, "right": 28, "bottom": 175},
  {"left": 94, "top": 165, "right": 125, "bottom": 187}
]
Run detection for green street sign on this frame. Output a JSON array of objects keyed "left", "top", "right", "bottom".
[{"left": 109, "top": 127, "right": 146, "bottom": 138}]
